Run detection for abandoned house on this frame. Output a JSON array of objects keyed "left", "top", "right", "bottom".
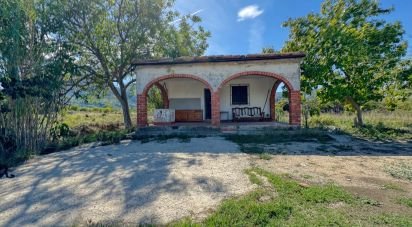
[{"left": 134, "top": 52, "right": 305, "bottom": 128}]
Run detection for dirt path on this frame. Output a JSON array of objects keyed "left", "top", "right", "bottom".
[
  {"left": 1, "top": 135, "right": 411, "bottom": 226},
  {"left": 0, "top": 137, "right": 254, "bottom": 226}
]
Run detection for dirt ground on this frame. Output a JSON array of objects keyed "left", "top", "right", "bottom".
[{"left": 0, "top": 135, "right": 411, "bottom": 226}]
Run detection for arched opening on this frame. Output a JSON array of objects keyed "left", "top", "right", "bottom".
[
  {"left": 137, "top": 74, "right": 214, "bottom": 126},
  {"left": 218, "top": 71, "right": 300, "bottom": 125},
  {"left": 270, "top": 81, "right": 290, "bottom": 124}
]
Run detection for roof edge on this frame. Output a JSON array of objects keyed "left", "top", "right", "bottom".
[{"left": 133, "top": 52, "right": 305, "bottom": 66}]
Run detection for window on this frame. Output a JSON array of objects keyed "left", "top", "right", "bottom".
[{"left": 231, "top": 85, "right": 249, "bottom": 105}]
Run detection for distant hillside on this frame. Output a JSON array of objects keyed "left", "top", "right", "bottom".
[{"left": 70, "top": 91, "right": 136, "bottom": 109}]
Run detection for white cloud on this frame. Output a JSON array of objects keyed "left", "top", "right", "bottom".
[{"left": 237, "top": 5, "right": 264, "bottom": 21}]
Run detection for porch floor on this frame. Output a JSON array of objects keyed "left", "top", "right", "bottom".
[
  {"left": 140, "top": 121, "right": 297, "bottom": 136},
  {"left": 149, "top": 121, "right": 291, "bottom": 127}
]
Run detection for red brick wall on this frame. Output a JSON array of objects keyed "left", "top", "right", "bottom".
[
  {"left": 211, "top": 91, "right": 220, "bottom": 126},
  {"left": 137, "top": 94, "right": 148, "bottom": 127},
  {"left": 289, "top": 91, "right": 301, "bottom": 125}
]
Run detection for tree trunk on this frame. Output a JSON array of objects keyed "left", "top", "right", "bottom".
[
  {"left": 120, "top": 99, "right": 132, "bottom": 129},
  {"left": 346, "top": 96, "right": 363, "bottom": 127},
  {"left": 108, "top": 83, "right": 133, "bottom": 129}
]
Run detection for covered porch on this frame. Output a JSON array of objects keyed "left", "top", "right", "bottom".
[{"left": 134, "top": 53, "right": 305, "bottom": 128}]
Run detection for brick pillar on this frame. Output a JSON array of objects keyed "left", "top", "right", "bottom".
[
  {"left": 289, "top": 90, "right": 301, "bottom": 126},
  {"left": 270, "top": 87, "right": 276, "bottom": 121},
  {"left": 211, "top": 91, "right": 220, "bottom": 126},
  {"left": 137, "top": 94, "right": 148, "bottom": 127}
]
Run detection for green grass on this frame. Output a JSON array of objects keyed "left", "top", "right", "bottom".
[
  {"left": 382, "top": 183, "right": 405, "bottom": 191},
  {"left": 172, "top": 168, "right": 412, "bottom": 226},
  {"left": 309, "top": 111, "right": 412, "bottom": 140},
  {"left": 385, "top": 162, "right": 412, "bottom": 181},
  {"left": 259, "top": 153, "right": 272, "bottom": 160},
  {"left": 397, "top": 197, "right": 412, "bottom": 208},
  {"left": 62, "top": 109, "right": 137, "bottom": 129}
]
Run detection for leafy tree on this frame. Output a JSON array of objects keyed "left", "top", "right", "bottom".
[
  {"left": 283, "top": 0, "right": 408, "bottom": 126},
  {"left": 262, "top": 46, "right": 279, "bottom": 54},
  {"left": 0, "top": 0, "right": 80, "bottom": 162},
  {"left": 52, "top": 0, "right": 210, "bottom": 129}
]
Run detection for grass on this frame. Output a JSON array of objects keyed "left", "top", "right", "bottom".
[
  {"left": 309, "top": 111, "right": 412, "bottom": 140},
  {"left": 397, "top": 197, "right": 412, "bottom": 208},
  {"left": 225, "top": 129, "right": 334, "bottom": 154},
  {"left": 172, "top": 168, "right": 412, "bottom": 226},
  {"left": 62, "top": 109, "right": 137, "bottom": 130},
  {"left": 382, "top": 183, "right": 405, "bottom": 191},
  {"left": 385, "top": 162, "right": 412, "bottom": 181}
]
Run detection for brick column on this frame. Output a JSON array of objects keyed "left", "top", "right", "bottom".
[
  {"left": 137, "top": 94, "right": 148, "bottom": 127},
  {"left": 289, "top": 90, "right": 301, "bottom": 126},
  {"left": 211, "top": 91, "right": 220, "bottom": 126},
  {"left": 270, "top": 87, "right": 276, "bottom": 121}
]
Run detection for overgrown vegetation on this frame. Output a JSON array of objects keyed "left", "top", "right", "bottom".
[
  {"left": 385, "top": 162, "right": 412, "bottom": 181},
  {"left": 172, "top": 168, "right": 412, "bottom": 226},
  {"left": 308, "top": 111, "right": 412, "bottom": 140}
]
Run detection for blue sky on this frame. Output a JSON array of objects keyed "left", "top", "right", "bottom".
[{"left": 174, "top": 0, "right": 412, "bottom": 56}]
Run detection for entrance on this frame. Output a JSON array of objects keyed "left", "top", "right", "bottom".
[{"left": 204, "top": 89, "right": 211, "bottom": 119}]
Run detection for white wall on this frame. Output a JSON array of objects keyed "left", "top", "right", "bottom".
[
  {"left": 163, "top": 78, "right": 208, "bottom": 119},
  {"left": 135, "top": 58, "right": 302, "bottom": 94},
  {"left": 220, "top": 76, "right": 277, "bottom": 120}
]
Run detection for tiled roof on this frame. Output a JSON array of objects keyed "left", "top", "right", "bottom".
[{"left": 133, "top": 52, "right": 305, "bottom": 66}]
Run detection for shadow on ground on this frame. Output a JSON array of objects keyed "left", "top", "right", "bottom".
[{"left": 0, "top": 137, "right": 252, "bottom": 226}]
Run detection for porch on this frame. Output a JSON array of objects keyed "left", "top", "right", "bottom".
[
  {"left": 134, "top": 53, "right": 305, "bottom": 128},
  {"left": 136, "top": 121, "right": 298, "bottom": 136}
]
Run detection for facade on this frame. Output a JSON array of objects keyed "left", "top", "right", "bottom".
[{"left": 134, "top": 52, "right": 305, "bottom": 127}]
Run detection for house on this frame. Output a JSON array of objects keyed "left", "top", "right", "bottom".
[{"left": 134, "top": 52, "right": 304, "bottom": 127}]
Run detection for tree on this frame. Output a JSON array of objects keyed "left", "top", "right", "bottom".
[
  {"left": 0, "top": 0, "right": 80, "bottom": 162},
  {"left": 283, "top": 0, "right": 408, "bottom": 126},
  {"left": 52, "top": 0, "right": 210, "bottom": 129}
]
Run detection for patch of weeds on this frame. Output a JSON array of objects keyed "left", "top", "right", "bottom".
[
  {"left": 385, "top": 162, "right": 412, "bottom": 181},
  {"left": 397, "top": 197, "right": 412, "bottom": 208},
  {"left": 259, "top": 153, "right": 272, "bottom": 160},
  {"left": 302, "top": 184, "right": 353, "bottom": 204},
  {"left": 372, "top": 214, "right": 412, "bottom": 226},
  {"left": 244, "top": 169, "right": 263, "bottom": 185},
  {"left": 358, "top": 197, "right": 383, "bottom": 207},
  {"left": 301, "top": 174, "right": 313, "bottom": 179},
  {"left": 382, "top": 183, "right": 405, "bottom": 191},
  {"left": 172, "top": 167, "right": 412, "bottom": 226}
]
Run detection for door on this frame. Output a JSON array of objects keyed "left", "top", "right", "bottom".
[{"left": 204, "top": 89, "right": 211, "bottom": 120}]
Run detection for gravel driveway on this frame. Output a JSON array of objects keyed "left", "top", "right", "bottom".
[{"left": 0, "top": 137, "right": 254, "bottom": 226}]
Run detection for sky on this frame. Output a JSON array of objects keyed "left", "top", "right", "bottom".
[{"left": 174, "top": 0, "right": 412, "bottom": 57}]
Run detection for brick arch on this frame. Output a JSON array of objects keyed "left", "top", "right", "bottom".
[
  {"left": 270, "top": 80, "right": 283, "bottom": 121},
  {"left": 217, "top": 71, "right": 300, "bottom": 126},
  {"left": 137, "top": 74, "right": 215, "bottom": 127},
  {"left": 153, "top": 82, "right": 169, "bottom": 108},
  {"left": 142, "top": 74, "right": 213, "bottom": 95},
  {"left": 217, "top": 71, "right": 295, "bottom": 92}
]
